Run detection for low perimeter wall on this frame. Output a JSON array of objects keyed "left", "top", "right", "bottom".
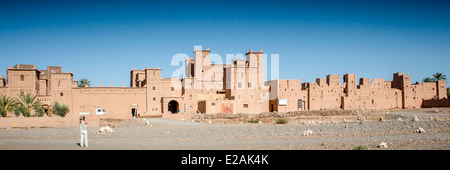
[
  {"left": 0, "top": 113, "right": 192, "bottom": 128},
  {"left": 422, "top": 98, "right": 450, "bottom": 108},
  {"left": 0, "top": 116, "right": 100, "bottom": 129}
]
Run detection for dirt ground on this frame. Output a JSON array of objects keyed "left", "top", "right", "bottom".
[{"left": 0, "top": 108, "right": 449, "bottom": 150}]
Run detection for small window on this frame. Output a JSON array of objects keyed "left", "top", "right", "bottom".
[
  {"left": 190, "top": 105, "right": 193, "bottom": 108},
  {"left": 243, "top": 104, "right": 248, "bottom": 108},
  {"left": 248, "top": 82, "right": 252, "bottom": 88},
  {"left": 20, "top": 74, "right": 24, "bottom": 81},
  {"left": 153, "top": 97, "right": 156, "bottom": 101},
  {"left": 211, "top": 102, "right": 215, "bottom": 106},
  {"left": 60, "top": 92, "right": 63, "bottom": 96},
  {"left": 171, "top": 87, "right": 174, "bottom": 91},
  {"left": 153, "top": 86, "right": 156, "bottom": 90}
]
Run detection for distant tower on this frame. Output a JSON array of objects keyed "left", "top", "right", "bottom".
[
  {"left": 392, "top": 72, "right": 412, "bottom": 109},
  {"left": 343, "top": 74, "right": 357, "bottom": 94},
  {"left": 193, "top": 47, "right": 211, "bottom": 81},
  {"left": 146, "top": 68, "right": 162, "bottom": 114},
  {"left": 245, "top": 49, "right": 264, "bottom": 88},
  {"left": 326, "top": 74, "right": 341, "bottom": 86}
]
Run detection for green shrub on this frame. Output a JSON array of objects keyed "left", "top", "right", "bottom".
[
  {"left": 354, "top": 145, "right": 368, "bottom": 150},
  {"left": 276, "top": 118, "right": 288, "bottom": 124},
  {"left": 34, "top": 106, "right": 45, "bottom": 117},
  {"left": 248, "top": 120, "right": 260, "bottom": 123},
  {"left": 14, "top": 105, "right": 30, "bottom": 117},
  {"left": 52, "top": 102, "right": 69, "bottom": 117},
  {"left": 0, "top": 107, "right": 5, "bottom": 117}
]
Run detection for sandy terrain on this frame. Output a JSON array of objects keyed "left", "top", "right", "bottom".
[{"left": 0, "top": 108, "right": 449, "bottom": 150}]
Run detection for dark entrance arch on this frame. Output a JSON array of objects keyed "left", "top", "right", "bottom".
[
  {"left": 42, "top": 104, "right": 50, "bottom": 116},
  {"left": 168, "top": 100, "right": 179, "bottom": 114}
]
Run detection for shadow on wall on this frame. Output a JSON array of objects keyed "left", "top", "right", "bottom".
[{"left": 422, "top": 98, "right": 450, "bottom": 108}]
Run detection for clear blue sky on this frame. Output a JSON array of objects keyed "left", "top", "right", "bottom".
[{"left": 1, "top": 0, "right": 449, "bottom": 87}]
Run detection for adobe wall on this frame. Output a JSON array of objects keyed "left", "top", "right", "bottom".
[
  {"left": 71, "top": 87, "right": 147, "bottom": 119},
  {"left": 307, "top": 76, "right": 343, "bottom": 110},
  {"left": 199, "top": 100, "right": 235, "bottom": 114},
  {"left": 422, "top": 98, "right": 450, "bottom": 108},
  {"left": 4, "top": 69, "right": 39, "bottom": 97},
  {"left": 50, "top": 73, "right": 74, "bottom": 113},
  {"left": 182, "top": 90, "right": 199, "bottom": 114},
  {"left": 161, "top": 78, "right": 183, "bottom": 97},
  {"left": 272, "top": 79, "right": 308, "bottom": 112},
  {"left": 343, "top": 87, "right": 402, "bottom": 110}
]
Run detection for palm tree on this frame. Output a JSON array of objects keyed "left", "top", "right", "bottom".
[
  {"left": 422, "top": 77, "right": 432, "bottom": 82},
  {"left": 432, "top": 72, "right": 447, "bottom": 82},
  {"left": 16, "top": 93, "right": 41, "bottom": 117},
  {"left": 78, "top": 78, "right": 91, "bottom": 87},
  {"left": 0, "top": 96, "right": 18, "bottom": 117}
]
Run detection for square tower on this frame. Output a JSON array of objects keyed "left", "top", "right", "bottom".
[{"left": 145, "top": 68, "right": 162, "bottom": 114}]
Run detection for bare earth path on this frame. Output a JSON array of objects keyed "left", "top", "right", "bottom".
[{"left": 0, "top": 109, "right": 449, "bottom": 150}]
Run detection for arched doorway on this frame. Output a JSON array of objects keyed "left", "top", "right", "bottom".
[
  {"left": 168, "top": 100, "right": 179, "bottom": 114},
  {"left": 42, "top": 104, "right": 50, "bottom": 116}
]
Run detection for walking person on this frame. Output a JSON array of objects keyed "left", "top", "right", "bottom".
[{"left": 79, "top": 116, "right": 88, "bottom": 147}]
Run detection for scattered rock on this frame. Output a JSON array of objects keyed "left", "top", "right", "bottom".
[
  {"left": 302, "top": 129, "right": 314, "bottom": 136},
  {"left": 98, "top": 126, "right": 114, "bottom": 134},
  {"left": 413, "top": 115, "right": 419, "bottom": 122},
  {"left": 378, "top": 142, "right": 388, "bottom": 148},
  {"left": 416, "top": 127, "right": 425, "bottom": 133},
  {"left": 358, "top": 117, "right": 366, "bottom": 122}
]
